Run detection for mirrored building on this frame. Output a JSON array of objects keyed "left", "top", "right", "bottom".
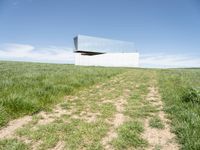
[{"left": 74, "top": 35, "right": 139, "bottom": 67}]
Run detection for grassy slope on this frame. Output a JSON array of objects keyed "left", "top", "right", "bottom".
[
  {"left": 14, "top": 69, "right": 153, "bottom": 150},
  {"left": 112, "top": 69, "right": 157, "bottom": 149},
  {"left": 1, "top": 61, "right": 200, "bottom": 149},
  {"left": 158, "top": 69, "right": 200, "bottom": 150},
  {"left": 0, "top": 61, "right": 125, "bottom": 127}
]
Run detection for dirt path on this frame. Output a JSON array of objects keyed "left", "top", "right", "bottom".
[
  {"left": 0, "top": 116, "right": 32, "bottom": 139},
  {"left": 142, "top": 85, "right": 179, "bottom": 150},
  {"left": 0, "top": 104, "right": 72, "bottom": 140},
  {"left": 0, "top": 71, "right": 135, "bottom": 149},
  {"left": 101, "top": 95, "right": 128, "bottom": 150},
  {"left": 0, "top": 70, "right": 179, "bottom": 150}
]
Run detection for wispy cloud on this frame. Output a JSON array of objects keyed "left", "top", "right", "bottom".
[
  {"left": 140, "top": 53, "right": 200, "bottom": 68},
  {"left": 0, "top": 43, "right": 199, "bottom": 68},
  {"left": 0, "top": 43, "right": 74, "bottom": 64}
]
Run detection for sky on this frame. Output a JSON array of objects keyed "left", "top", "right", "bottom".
[{"left": 0, "top": 0, "right": 200, "bottom": 67}]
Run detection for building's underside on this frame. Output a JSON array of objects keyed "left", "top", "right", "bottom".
[{"left": 75, "top": 51, "right": 105, "bottom": 56}]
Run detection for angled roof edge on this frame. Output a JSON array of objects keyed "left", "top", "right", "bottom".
[{"left": 74, "top": 34, "right": 137, "bottom": 53}]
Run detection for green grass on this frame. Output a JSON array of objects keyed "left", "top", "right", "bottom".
[
  {"left": 13, "top": 69, "right": 151, "bottom": 150},
  {"left": 112, "top": 121, "right": 147, "bottom": 149},
  {"left": 0, "top": 139, "right": 29, "bottom": 150},
  {"left": 1, "top": 61, "right": 200, "bottom": 150},
  {"left": 0, "top": 61, "right": 125, "bottom": 127},
  {"left": 17, "top": 119, "right": 108, "bottom": 150},
  {"left": 15, "top": 70, "right": 139, "bottom": 150},
  {"left": 158, "top": 69, "right": 200, "bottom": 150},
  {"left": 149, "top": 116, "right": 165, "bottom": 129},
  {"left": 112, "top": 70, "right": 154, "bottom": 149}
]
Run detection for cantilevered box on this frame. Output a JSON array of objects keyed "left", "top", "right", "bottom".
[{"left": 74, "top": 35, "right": 139, "bottom": 67}]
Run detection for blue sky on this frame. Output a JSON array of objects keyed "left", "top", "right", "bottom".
[{"left": 0, "top": 0, "right": 199, "bottom": 67}]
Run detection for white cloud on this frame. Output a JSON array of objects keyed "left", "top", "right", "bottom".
[
  {"left": 0, "top": 43, "right": 199, "bottom": 68},
  {"left": 0, "top": 43, "right": 74, "bottom": 64},
  {"left": 140, "top": 53, "right": 200, "bottom": 68}
]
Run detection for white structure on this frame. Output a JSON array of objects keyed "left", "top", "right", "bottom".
[{"left": 74, "top": 35, "right": 139, "bottom": 67}]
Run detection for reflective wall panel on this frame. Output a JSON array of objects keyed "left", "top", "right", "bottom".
[{"left": 74, "top": 35, "right": 135, "bottom": 53}]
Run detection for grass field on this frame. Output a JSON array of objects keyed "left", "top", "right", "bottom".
[
  {"left": 158, "top": 69, "right": 200, "bottom": 150},
  {"left": 0, "top": 61, "right": 124, "bottom": 126},
  {"left": 0, "top": 61, "right": 199, "bottom": 150}
]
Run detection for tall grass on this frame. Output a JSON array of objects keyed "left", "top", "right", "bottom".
[
  {"left": 158, "top": 69, "right": 200, "bottom": 150},
  {"left": 0, "top": 61, "right": 125, "bottom": 127}
]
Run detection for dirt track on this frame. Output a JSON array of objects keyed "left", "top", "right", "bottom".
[{"left": 0, "top": 71, "right": 179, "bottom": 149}]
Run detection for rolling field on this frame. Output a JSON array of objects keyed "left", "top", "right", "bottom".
[
  {"left": 0, "top": 61, "right": 199, "bottom": 150},
  {"left": 0, "top": 61, "right": 124, "bottom": 126},
  {"left": 158, "top": 69, "right": 200, "bottom": 150}
]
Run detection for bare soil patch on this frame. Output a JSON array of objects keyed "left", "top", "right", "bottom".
[
  {"left": 0, "top": 116, "right": 32, "bottom": 139},
  {"left": 101, "top": 94, "right": 129, "bottom": 150},
  {"left": 142, "top": 86, "right": 179, "bottom": 150}
]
